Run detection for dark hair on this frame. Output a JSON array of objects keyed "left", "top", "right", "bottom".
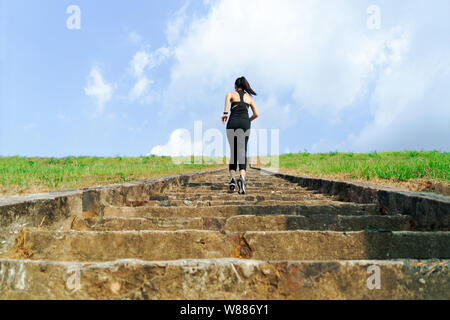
[{"left": 235, "top": 76, "right": 257, "bottom": 96}]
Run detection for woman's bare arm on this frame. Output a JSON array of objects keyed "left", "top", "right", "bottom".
[
  {"left": 222, "top": 92, "right": 232, "bottom": 124},
  {"left": 249, "top": 98, "right": 259, "bottom": 122}
]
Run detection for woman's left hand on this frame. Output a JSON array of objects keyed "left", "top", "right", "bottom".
[{"left": 221, "top": 115, "right": 228, "bottom": 124}]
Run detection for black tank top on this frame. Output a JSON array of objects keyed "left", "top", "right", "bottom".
[{"left": 230, "top": 90, "right": 250, "bottom": 119}]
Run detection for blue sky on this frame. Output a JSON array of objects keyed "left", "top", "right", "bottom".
[{"left": 1, "top": 0, "right": 449, "bottom": 157}]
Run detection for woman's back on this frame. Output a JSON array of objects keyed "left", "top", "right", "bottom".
[
  {"left": 229, "top": 90, "right": 253, "bottom": 105},
  {"left": 229, "top": 90, "right": 252, "bottom": 119}
]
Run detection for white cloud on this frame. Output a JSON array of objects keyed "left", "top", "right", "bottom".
[
  {"left": 130, "top": 77, "right": 153, "bottom": 102},
  {"left": 84, "top": 66, "right": 114, "bottom": 115},
  {"left": 251, "top": 95, "right": 296, "bottom": 131},
  {"left": 166, "top": 0, "right": 408, "bottom": 113},
  {"left": 130, "top": 50, "right": 151, "bottom": 78},
  {"left": 128, "top": 50, "right": 152, "bottom": 103},
  {"left": 160, "top": 0, "right": 450, "bottom": 152},
  {"left": 128, "top": 48, "right": 172, "bottom": 103},
  {"left": 342, "top": 55, "right": 450, "bottom": 152},
  {"left": 150, "top": 128, "right": 202, "bottom": 156},
  {"left": 166, "top": 2, "right": 189, "bottom": 45}
]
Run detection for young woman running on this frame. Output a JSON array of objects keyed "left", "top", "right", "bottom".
[{"left": 221, "top": 77, "right": 259, "bottom": 194}]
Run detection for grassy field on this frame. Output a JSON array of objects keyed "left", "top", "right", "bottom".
[
  {"left": 259, "top": 151, "right": 449, "bottom": 194},
  {"left": 269, "top": 151, "right": 449, "bottom": 182},
  {"left": 0, "top": 156, "right": 223, "bottom": 197},
  {"left": 0, "top": 151, "right": 448, "bottom": 197}
]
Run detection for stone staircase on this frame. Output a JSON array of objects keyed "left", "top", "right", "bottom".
[{"left": 0, "top": 168, "right": 449, "bottom": 299}]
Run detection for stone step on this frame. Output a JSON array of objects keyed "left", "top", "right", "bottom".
[
  {"left": 189, "top": 176, "right": 287, "bottom": 181},
  {"left": 148, "top": 193, "right": 329, "bottom": 202},
  {"left": 1, "top": 258, "right": 448, "bottom": 299},
  {"left": 12, "top": 228, "right": 450, "bottom": 262},
  {"left": 160, "top": 189, "right": 324, "bottom": 196},
  {"left": 125, "top": 199, "right": 341, "bottom": 208},
  {"left": 72, "top": 216, "right": 224, "bottom": 231},
  {"left": 223, "top": 215, "right": 412, "bottom": 232},
  {"left": 103, "top": 203, "right": 379, "bottom": 218},
  {"left": 190, "top": 180, "right": 288, "bottom": 185},
  {"left": 180, "top": 182, "right": 296, "bottom": 188},
  {"left": 170, "top": 186, "right": 305, "bottom": 192},
  {"left": 71, "top": 215, "right": 412, "bottom": 232}
]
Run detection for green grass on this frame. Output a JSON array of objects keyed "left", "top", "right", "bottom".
[
  {"left": 0, "top": 155, "right": 224, "bottom": 196},
  {"left": 262, "top": 151, "right": 449, "bottom": 183},
  {"left": 1, "top": 152, "right": 448, "bottom": 196}
]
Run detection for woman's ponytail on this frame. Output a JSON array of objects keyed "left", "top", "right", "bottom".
[{"left": 235, "top": 76, "right": 257, "bottom": 96}]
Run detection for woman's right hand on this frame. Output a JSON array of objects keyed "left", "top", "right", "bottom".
[{"left": 221, "top": 115, "right": 228, "bottom": 124}]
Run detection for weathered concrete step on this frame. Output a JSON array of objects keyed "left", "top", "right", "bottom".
[
  {"left": 71, "top": 215, "right": 412, "bottom": 232},
  {"left": 161, "top": 189, "right": 325, "bottom": 196},
  {"left": 180, "top": 182, "right": 295, "bottom": 188},
  {"left": 71, "top": 216, "right": 225, "bottom": 231},
  {"left": 195, "top": 180, "right": 291, "bottom": 186},
  {"left": 171, "top": 186, "right": 305, "bottom": 192},
  {"left": 148, "top": 193, "right": 329, "bottom": 202},
  {"left": 103, "top": 203, "right": 379, "bottom": 218},
  {"left": 1, "top": 258, "right": 448, "bottom": 299},
  {"left": 12, "top": 228, "right": 450, "bottom": 261},
  {"left": 189, "top": 179, "right": 287, "bottom": 185},
  {"left": 125, "top": 199, "right": 336, "bottom": 208},
  {"left": 222, "top": 215, "right": 412, "bottom": 232},
  {"left": 189, "top": 176, "right": 288, "bottom": 182}
]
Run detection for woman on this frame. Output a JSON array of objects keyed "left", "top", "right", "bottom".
[{"left": 222, "top": 76, "right": 259, "bottom": 194}]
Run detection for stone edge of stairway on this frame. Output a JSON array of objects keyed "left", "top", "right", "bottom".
[
  {"left": 251, "top": 166, "right": 450, "bottom": 231},
  {"left": 0, "top": 168, "right": 227, "bottom": 230}
]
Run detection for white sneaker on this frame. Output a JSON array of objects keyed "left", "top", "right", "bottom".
[
  {"left": 237, "top": 175, "right": 246, "bottom": 195},
  {"left": 229, "top": 178, "right": 236, "bottom": 192}
]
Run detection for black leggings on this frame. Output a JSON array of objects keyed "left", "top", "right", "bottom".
[{"left": 226, "top": 117, "right": 251, "bottom": 171}]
